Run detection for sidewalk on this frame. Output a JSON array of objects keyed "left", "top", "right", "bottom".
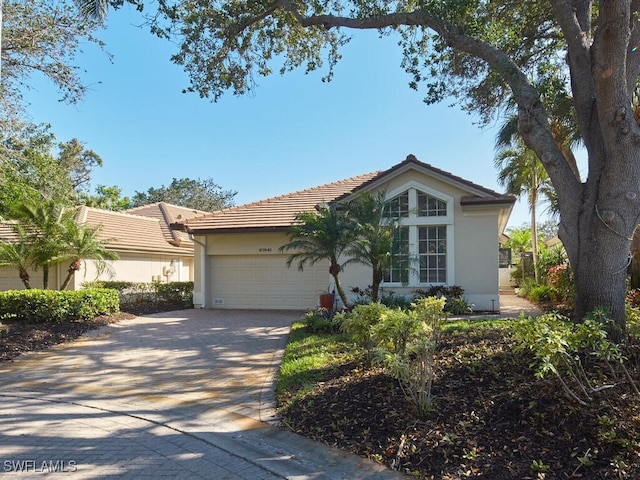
[{"left": 0, "top": 309, "right": 404, "bottom": 479}]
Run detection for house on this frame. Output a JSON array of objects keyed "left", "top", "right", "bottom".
[
  {"left": 0, "top": 202, "right": 207, "bottom": 290},
  {"left": 172, "top": 155, "right": 516, "bottom": 311}
]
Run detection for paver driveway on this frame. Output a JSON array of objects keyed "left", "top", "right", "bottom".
[{"left": 0, "top": 309, "right": 402, "bottom": 479}]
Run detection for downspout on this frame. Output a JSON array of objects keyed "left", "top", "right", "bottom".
[{"left": 189, "top": 232, "right": 209, "bottom": 309}]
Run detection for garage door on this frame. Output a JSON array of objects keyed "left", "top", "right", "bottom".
[{"left": 210, "top": 255, "right": 328, "bottom": 309}]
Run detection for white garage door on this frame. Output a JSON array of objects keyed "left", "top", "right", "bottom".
[{"left": 210, "top": 255, "right": 328, "bottom": 309}]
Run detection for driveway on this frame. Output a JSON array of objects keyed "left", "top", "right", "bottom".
[{"left": 0, "top": 309, "right": 402, "bottom": 479}]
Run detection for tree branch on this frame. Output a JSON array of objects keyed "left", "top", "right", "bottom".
[{"left": 275, "top": 1, "right": 582, "bottom": 203}]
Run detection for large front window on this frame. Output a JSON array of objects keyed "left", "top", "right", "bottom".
[
  {"left": 419, "top": 226, "right": 447, "bottom": 283},
  {"left": 382, "top": 186, "right": 452, "bottom": 285},
  {"left": 384, "top": 227, "right": 409, "bottom": 283}
]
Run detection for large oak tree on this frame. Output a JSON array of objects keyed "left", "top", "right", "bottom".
[{"left": 127, "top": 0, "right": 638, "bottom": 331}]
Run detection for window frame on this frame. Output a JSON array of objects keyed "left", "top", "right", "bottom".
[{"left": 381, "top": 182, "right": 454, "bottom": 287}]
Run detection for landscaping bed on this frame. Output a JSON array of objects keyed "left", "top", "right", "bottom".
[
  {"left": 277, "top": 319, "right": 640, "bottom": 479},
  {"left": 0, "top": 302, "right": 186, "bottom": 362}
]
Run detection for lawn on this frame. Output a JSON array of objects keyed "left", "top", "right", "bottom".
[{"left": 276, "top": 316, "right": 640, "bottom": 479}]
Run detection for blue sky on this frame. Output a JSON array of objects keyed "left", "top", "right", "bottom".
[{"left": 20, "top": 5, "right": 539, "bottom": 229}]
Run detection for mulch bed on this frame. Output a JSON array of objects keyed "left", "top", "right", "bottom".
[
  {"left": 278, "top": 326, "right": 640, "bottom": 479},
  {"left": 0, "top": 303, "right": 186, "bottom": 362}
]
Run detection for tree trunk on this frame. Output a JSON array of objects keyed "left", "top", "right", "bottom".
[
  {"left": 561, "top": 209, "right": 631, "bottom": 339},
  {"left": 371, "top": 268, "right": 383, "bottom": 303},
  {"left": 19, "top": 269, "right": 31, "bottom": 289},
  {"left": 631, "top": 227, "right": 640, "bottom": 290},
  {"left": 530, "top": 189, "right": 539, "bottom": 283},
  {"left": 43, "top": 264, "right": 49, "bottom": 290},
  {"left": 60, "top": 258, "right": 81, "bottom": 291},
  {"left": 332, "top": 273, "right": 350, "bottom": 309}
]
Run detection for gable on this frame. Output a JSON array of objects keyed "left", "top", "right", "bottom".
[{"left": 173, "top": 154, "right": 515, "bottom": 235}]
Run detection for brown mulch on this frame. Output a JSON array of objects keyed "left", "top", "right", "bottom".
[
  {"left": 0, "top": 313, "right": 132, "bottom": 361},
  {"left": 278, "top": 325, "right": 640, "bottom": 479},
  {"left": 0, "top": 303, "right": 187, "bottom": 362}
]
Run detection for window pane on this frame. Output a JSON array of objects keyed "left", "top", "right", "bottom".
[
  {"left": 384, "top": 191, "right": 409, "bottom": 218},
  {"left": 383, "top": 226, "right": 409, "bottom": 283},
  {"left": 418, "top": 192, "right": 447, "bottom": 216},
  {"left": 418, "top": 226, "right": 447, "bottom": 284}
]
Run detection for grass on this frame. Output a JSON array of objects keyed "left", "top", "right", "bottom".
[{"left": 276, "top": 321, "right": 358, "bottom": 399}]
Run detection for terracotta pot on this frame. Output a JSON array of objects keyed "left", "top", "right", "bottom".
[{"left": 319, "top": 293, "right": 334, "bottom": 310}]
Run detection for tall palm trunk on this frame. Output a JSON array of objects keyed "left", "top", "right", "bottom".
[
  {"left": 330, "top": 261, "right": 350, "bottom": 308},
  {"left": 530, "top": 186, "right": 539, "bottom": 283},
  {"left": 60, "top": 258, "right": 81, "bottom": 290},
  {"left": 19, "top": 268, "right": 31, "bottom": 289}
]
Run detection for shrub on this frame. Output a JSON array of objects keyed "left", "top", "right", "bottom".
[
  {"left": 375, "top": 296, "right": 446, "bottom": 416},
  {"left": 413, "top": 285, "right": 470, "bottom": 315},
  {"left": 627, "top": 289, "right": 640, "bottom": 308},
  {"left": 529, "top": 284, "right": 554, "bottom": 303},
  {"left": 83, "top": 281, "right": 194, "bottom": 309},
  {"left": 0, "top": 289, "right": 119, "bottom": 323},
  {"left": 341, "top": 303, "right": 389, "bottom": 361},
  {"left": 154, "top": 281, "right": 194, "bottom": 307},
  {"left": 546, "top": 263, "right": 574, "bottom": 305},
  {"left": 303, "top": 308, "right": 340, "bottom": 333},
  {"left": 514, "top": 310, "right": 639, "bottom": 405}
]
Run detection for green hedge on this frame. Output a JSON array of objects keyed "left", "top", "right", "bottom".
[
  {"left": 0, "top": 289, "right": 120, "bottom": 323},
  {"left": 83, "top": 281, "right": 193, "bottom": 307}
]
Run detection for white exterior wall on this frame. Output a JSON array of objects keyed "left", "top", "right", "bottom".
[
  {"left": 70, "top": 253, "right": 194, "bottom": 290},
  {"left": 194, "top": 167, "right": 507, "bottom": 312},
  {"left": 337, "top": 172, "right": 503, "bottom": 311},
  {"left": 200, "top": 232, "right": 329, "bottom": 310}
]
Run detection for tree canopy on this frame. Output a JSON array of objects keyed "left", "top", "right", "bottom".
[
  {"left": 131, "top": 177, "right": 237, "bottom": 212},
  {"left": 1, "top": 0, "right": 106, "bottom": 119},
  {"left": 0, "top": 123, "right": 103, "bottom": 218}
]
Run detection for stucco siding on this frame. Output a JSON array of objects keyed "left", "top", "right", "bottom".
[
  {"left": 455, "top": 213, "right": 500, "bottom": 310},
  {"left": 73, "top": 253, "right": 193, "bottom": 289},
  {"left": 201, "top": 232, "right": 329, "bottom": 309}
]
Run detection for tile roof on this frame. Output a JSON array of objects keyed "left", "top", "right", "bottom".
[
  {"left": 77, "top": 206, "right": 195, "bottom": 255},
  {"left": 0, "top": 203, "right": 204, "bottom": 256},
  {"left": 172, "top": 154, "right": 515, "bottom": 235},
  {"left": 124, "top": 202, "right": 210, "bottom": 247},
  {"left": 173, "top": 171, "right": 383, "bottom": 234}
]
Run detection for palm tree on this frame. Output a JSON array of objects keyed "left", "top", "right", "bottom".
[
  {"left": 344, "top": 191, "right": 399, "bottom": 303},
  {"left": 495, "top": 145, "right": 553, "bottom": 283},
  {"left": 280, "top": 203, "right": 355, "bottom": 308},
  {"left": 76, "top": 0, "right": 109, "bottom": 21},
  {"left": 58, "top": 218, "right": 117, "bottom": 290},
  {"left": 0, "top": 224, "right": 34, "bottom": 289},
  {"left": 10, "top": 199, "right": 73, "bottom": 289}
]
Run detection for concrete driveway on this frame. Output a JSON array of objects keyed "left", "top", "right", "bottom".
[{"left": 0, "top": 309, "right": 402, "bottom": 479}]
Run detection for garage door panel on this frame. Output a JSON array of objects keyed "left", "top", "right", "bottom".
[{"left": 210, "top": 255, "right": 328, "bottom": 309}]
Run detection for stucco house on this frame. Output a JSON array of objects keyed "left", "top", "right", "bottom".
[
  {"left": 172, "top": 155, "right": 516, "bottom": 311},
  {"left": 0, "top": 202, "right": 207, "bottom": 290}
]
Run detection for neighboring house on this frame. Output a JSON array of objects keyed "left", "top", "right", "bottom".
[
  {"left": 0, "top": 202, "right": 208, "bottom": 290},
  {"left": 172, "top": 155, "right": 516, "bottom": 311}
]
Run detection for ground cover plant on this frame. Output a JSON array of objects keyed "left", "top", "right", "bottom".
[{"left": 277, "top": 307, "right": 640, "bottom": 479}]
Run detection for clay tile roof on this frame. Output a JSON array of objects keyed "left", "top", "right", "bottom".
[
  {"left": 79, "top": 206, "right": 193, "bottom": 255},
  {"left": 0, "top": 222, "right": 21, "bottom": 242},
  {"left": 124, "top": 202, "right": 209, "bottom": 247},
  {"left": 333, "top": 154, "right": 516, "bottom": 204},
  {"left": 174, "top": 154, "right": 516, "bottom": 234},
  {"left": 175, "top": 171, "right": 383, "bottom": 234}
]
